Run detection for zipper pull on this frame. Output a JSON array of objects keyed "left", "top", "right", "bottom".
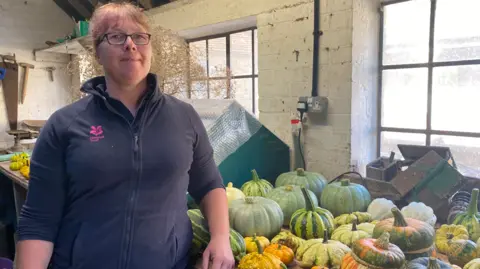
[{"left": 134, "top": 134, "right": 139, "bottom": 152}]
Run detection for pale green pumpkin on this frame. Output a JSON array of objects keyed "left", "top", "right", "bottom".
[
  {"left": 266, "top": 185, "right": 319, "bottom": 226},
  {"left": 275, "top": 168, "right": 327, "bottom": 200},
  {"left": 320, "top": 178, "right": 371, "bottom": 217}
]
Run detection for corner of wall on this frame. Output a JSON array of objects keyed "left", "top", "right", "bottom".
[{"left": 350, "top": 0, "right": 381, "bottom": 174}]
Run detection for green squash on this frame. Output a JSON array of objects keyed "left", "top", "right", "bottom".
[
  {"left": 275, "top": 168, "right": 327, "bottom": 200},
  {"left": 187, "top": 209, "right": 246, "bottom": 261},
  {"left": 334, "top": 211, "right": 372, "bottom": 226},
  {"left": 266, "top": 185, "right": 319, "bottom": 226},
  {"left": 331, "top": 218, "right": 372, "bottom": 247},
  {"left": 464, "top": 258, "right": 480, "bottom": 269},
  {"left": 289, "top": 187, "right": 335, "bottom": 240},
  {"left": 447, "top": 239, "right": 478, "bottom": 267},
  {"left": 320, "top": 178, "right": 371, "bottom": 217},
  {"left": 406, "top": 257, "right": 454, "bottom": 269},
  {"left": 453, "top": 188, "right": 480, "bottom": 241},
  {"left": 241, "top": 169, "right": 273, "bottom": 197},
  {"left": 229, "top": 196, "right": 284, "bottom": 239},
  {"left": 373, "top": 207, "right": 435, "bottom": 261}
]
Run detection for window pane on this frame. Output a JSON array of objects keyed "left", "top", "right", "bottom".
[
  {"left": 434, "top": 0, "right": 480, "bottom": 62},
  {"left": 432, "top": 65, "right": 480, "bottom": 133},
  {"left": 208, "top": 37, "right": 226, "bottom": 77},
  {"left": 381, "top": 68, "right": 428, "bottom": 129},
  {"left": 232, "top": 78, "right": 253, "bottom": 113},
  {"left": 382, "top": 0, "right": 430, "bottom": 65},
  {"left": 431, "top": 135, "right": 480, "bottom": 177},
  {"left": 189, "top": 41, "right": 207, "bottom": 79},
  {"left": 190, "top": 80, "right": 208, "bottom": 99},
  {"left": 230, "top": 31, "right": 253, "bottom": 76},
  {"left": 254, "top": 77, "right": 258, "bottom": 115},
  {"left": 209, "top": 79, "right": 228, "bottom": 99},
  {"left": 380, "top": 132, "right": 426, "bottom": 159},
  {"left": 254, "top": 29, "right": 258, "bottom": 75}
]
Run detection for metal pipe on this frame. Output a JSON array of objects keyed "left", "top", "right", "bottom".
[{"left": 311, "top": 0, "right": 322, "bottom": 97}]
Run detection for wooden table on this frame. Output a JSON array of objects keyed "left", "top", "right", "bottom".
[{"left": 0, "top": 161, "right": 28, "bottom": 220}]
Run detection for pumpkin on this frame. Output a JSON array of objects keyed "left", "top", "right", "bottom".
[
  {"left": 186, "top": 209, "right": 246, "bottom": 261},
  {"left": 266, "top": 185, "right": 319, "bottom": 226},
  {"left": 19, "top": 164, "right": 30, "bottom": 179},
  {"left": 296, "top": 230, "right": 351, "bottom": 268},
  {"left": 406, "top": 257, "right": 453, "bottom": 269},
  {"left": 264, "top": 242, "right": 295, "bottom": 265},
  {"left": 340, "top": 232, "right": 405, "bottom": 269},
  {"left": 464, "top": 258, "right": 480, "bottom": 269},
  {"left": 226, "top": 182, "right": 245, "bottom": 204},
  {"left": 271, "top": 230, "right": 305, "bottom": 253},
  {"left": 435, "top": 224, "right": 469, "bottom": 254},
  {"left": 245, "top": 234, "right": 270, "bottom": 253},
  {"left": 238, "top": 238, "right": 288, "bottom": 269},
  {"left": 334, "top": 212, "right": 372, "bottom": 226},
  {"left": 320, "top": 178, "right": 371, "bottom": 217},
  {"left": 311, "top": 266, "right": 329, "bottom": 269},
  {"left": 401, "top": 202, "right": 437, "bottom": 227},
  {"left": 367, "top": 198, "right": 396, "bottom": 220},
  {"left": 331, "top": 218, "right": 372, "bottom": 247},
  {"left": 275, "top": 168, "right": 327, "bottom": 200},
  {"left": 289, "top": 187, "right": 335, "bottom": 240},
  {"left": 241, "top": 169, "right": 274, "bottom": 197},
  {"left": 373, "top": 207, "right": 435, "bottom": 260},
  {"left": 447, "top": 239, "right": 478, "bottom": 267},
  {"left": 453, "top": 188, "right": 480, "bottom": 241},
  {"left": 229, "top": 196, "right": 284, "bottom": 239}
]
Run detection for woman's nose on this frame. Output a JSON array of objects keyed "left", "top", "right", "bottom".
[{"left": 124, "top": 36, "right": 137, "bottom": 51}]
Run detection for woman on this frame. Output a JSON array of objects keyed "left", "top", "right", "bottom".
[{"left": 15, "top": 2, "right": 234, "bottom": 269}]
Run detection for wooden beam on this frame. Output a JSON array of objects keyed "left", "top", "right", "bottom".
[{"left": 138, "top": 0, "right": 152, "bottom": 9}]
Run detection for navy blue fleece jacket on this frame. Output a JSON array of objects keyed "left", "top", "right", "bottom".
[{"left": 17, "top": 73, "right": 224, "bottom": 269}]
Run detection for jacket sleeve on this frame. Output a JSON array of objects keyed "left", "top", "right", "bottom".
[
  {"left": 186, "top": 104, "right": 225, "bottom": 205},
  {"left": 17, "top": 111, "right": 68, "bottom": 242}
]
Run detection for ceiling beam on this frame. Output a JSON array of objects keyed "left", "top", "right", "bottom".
[{"left": 137, "top": 0, "right": 152, "bottom": 9}]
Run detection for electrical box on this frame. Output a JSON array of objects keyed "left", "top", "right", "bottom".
[{"left": 298, "top": 96, "right": 328, "bottom": 116}]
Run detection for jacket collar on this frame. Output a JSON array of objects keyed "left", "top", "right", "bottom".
[{"left": 80, "top": 73, "right": 163, "bottom": 102}]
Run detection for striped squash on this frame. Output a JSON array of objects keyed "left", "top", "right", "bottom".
[
  {"left": 187, "top": 209, "right": 246, "bottom": 261},
  {"left": 289, "top": 187, "right": 335, "bottom": 240},
  {"left": 241, "top": 169, "right": 274, "bottom": 197}
]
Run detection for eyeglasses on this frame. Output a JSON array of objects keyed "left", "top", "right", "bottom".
[{"left": 101, "top": 32, "right": 152, "bottom": 45}]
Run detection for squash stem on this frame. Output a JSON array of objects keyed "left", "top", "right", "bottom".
[
  {"left": 322, "top": 230, "right": 329, "bottom": 244},
  {"left": 446, "top": 233, "right": 454, "bottom": 240},
  {"left": 296, "top": 168, "right": 305, "bottom": 176},
  {"left": 391, "top": 207, "right": 408, "bottom": 227},
  {"left": 227, "top": 182, "right": 233, "bottom": 188},
  {"left": 351, "top": 218, "right": 358, "bottom": 231},
  {"left": 285, "top": 185, "right": 294, "bottom": 192},
  {"left": 341, "top": 179, "right": 350, "bottom": 186},
  {"left": 373, "top": 232, "right": 390, "bottom": 250},
  {"left": 254, "top": 237, "right": 264, "bottom": 254},
  {"left": 467, "top": 188, "right": 479, "bottom": 215},
  {"left": 251, "top": 169, "right": 260, "bottom": 181},
  {"left": 427, "top": 257, "right": 439, "bottom": 269},
  {"left": 301, "top": 187, "right": 315, "bottom": 211}
]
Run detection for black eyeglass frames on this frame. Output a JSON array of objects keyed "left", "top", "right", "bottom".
[{"left": 101, "top": 33, "right": 152, "bottom": 45}]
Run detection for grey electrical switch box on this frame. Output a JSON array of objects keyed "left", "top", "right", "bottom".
[{"left": 298, "top": 96, "right": 328, "bottom": 115}]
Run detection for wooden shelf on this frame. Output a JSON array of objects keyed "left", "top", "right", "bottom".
[{"left": 34, "top": 36, "right": 92, "bottom": 55}]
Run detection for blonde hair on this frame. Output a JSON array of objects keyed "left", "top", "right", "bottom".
[{"left": 89, "top": 1, "right": 151, "bottom": 49}]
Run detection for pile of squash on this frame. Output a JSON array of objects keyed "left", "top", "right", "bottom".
[
  {"left": 188, "top": 168, "right": 480, "bottom": 269},
  {"left": 8, "top": 152, "right": 30, "bottom": 180}
]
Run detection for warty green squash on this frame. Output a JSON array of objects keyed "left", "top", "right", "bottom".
[
  {"left": 241, "top": 169, "right": 274, "bottom": 197},
  {"left": 331, "top": 218, "right": 372, "bottom": 247},
  {"left": 289, "top": 187, "right": 335, "bottom": 240},
  {"left": 266, "top": 185, "right": 319, "bottom": 226},
  {"left": 320, "top": 178, "right": 371, "bottom": 217},
  {"left": 296, "top": 230, "right": 351, "bottom": 268},
  {"left": 373, "top": 207, "right": 435, "bottom": 261},
  {"left": 334, "top": 212, "right": 372, "bottom": 226},
  {"left": 229, "top": 196, "right": 284, "bottom": 239},
  {"left": 275, "top": 168, "right": 327, "bottom": 200},
  {"left": 452, "top": 188, "right": 480, "bottom": 241}
]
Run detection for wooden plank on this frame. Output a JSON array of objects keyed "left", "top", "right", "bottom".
[
  {"left": 34, "top": 51, "right": 71, "bottom": 64},
  {"left": 0, "top": 161, "right": 28, "bottom": 189}
]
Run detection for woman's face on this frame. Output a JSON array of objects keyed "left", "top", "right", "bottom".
[{"left": 96, "top": 17, "right": 152, "bottom": 86}]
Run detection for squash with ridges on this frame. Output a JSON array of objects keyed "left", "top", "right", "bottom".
[
  {"left": 331, "top": 218, "right": 372, "bottom": 247},
  {"left": 238, "top": 237, "right": 288, "bottom": 269},
  {"left": 447, "top": 239, "right": 478, "bottom": 267},
  {"left": 296, "top": 230, "right": 351, "bottom": 268},
  {"left": 334, "top": 212, "right": 372, "bottom": 226},
  {"left": 435, "top": 224, "right": 469, "bottom": 254},
  {"left": 241, "top": 169, "right": 274, "bottom": 197},
  {"left": 452, "top": 188, "right": 480, "bottom": 241},
  {"left": 320, "top": 178, "right": 371, "bottom": 217},
  {"left": 271, "top": 230, "right": 305, "bottom": 253},
  {"left": 275, "top": 168, "right": 327, "bottom": 200}
]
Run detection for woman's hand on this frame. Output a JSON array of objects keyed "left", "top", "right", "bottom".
[{"left": 202, "top": 234, "right": 235, "bottom": 269}]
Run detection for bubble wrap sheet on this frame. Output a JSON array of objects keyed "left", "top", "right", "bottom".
[{"left": 181, "top": 99, "right": 262, "bottom": 165}]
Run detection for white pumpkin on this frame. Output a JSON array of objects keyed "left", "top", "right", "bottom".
[
  {"left": 226, "top": 182, "right": 245, "bottom": 204},
  {"left": 367, "top": 198, "right": 396, "bottom": 220},
  {"left": 400, "top": 201, "right": 437, "bottom": 226}
]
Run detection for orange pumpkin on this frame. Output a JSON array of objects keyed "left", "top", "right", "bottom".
[
  {"left": 264, "top": 242, "right": 294, "bottom": 265},
  {"left": 311, "top": 266, "right": 328, "bottom": 269}
]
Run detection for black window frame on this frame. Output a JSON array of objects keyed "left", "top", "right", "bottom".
[
  {"left": 377, "top": 0, "right": 480, "bottom": 157},
  {"left": 186, "top": 27, "right": 258, "bottom": 114}
]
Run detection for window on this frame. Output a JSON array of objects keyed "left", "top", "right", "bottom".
[
  {"left": 378, "top": 0, "right": 480, "bottom": 176},
  {"left": 187, "top": 28, "right": 258, "bottom": 114}
]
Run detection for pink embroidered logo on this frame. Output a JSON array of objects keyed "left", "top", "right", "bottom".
[{"left": 89, "top": 125, "right": 104, "bottom": 142}]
